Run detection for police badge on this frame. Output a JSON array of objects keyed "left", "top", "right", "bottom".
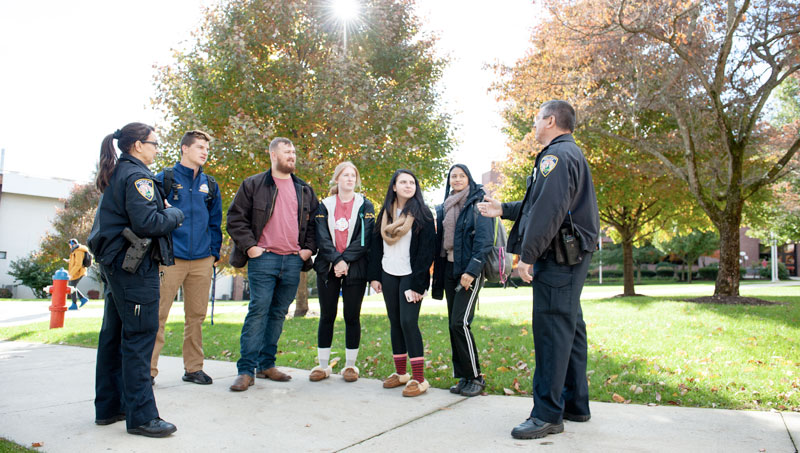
[
  {"left": 540, "top": 155, "right": 558, "bottom": 177},
  {"left": 135, "top": 179, "right": 155, "bottom": 201}
]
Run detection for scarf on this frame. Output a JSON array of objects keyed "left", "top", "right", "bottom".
[
  {"left": 380, "top": 202, "right": 415, "bottom": 246},
  {"left": 442, "top": 188, "right": 470, "bottom": 261}
]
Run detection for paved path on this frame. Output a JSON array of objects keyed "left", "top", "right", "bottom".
[{"left": 0, "top": 341, "right": 797, "bottom": 452}]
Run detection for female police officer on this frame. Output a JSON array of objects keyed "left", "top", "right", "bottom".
[{"left": 88, "top": 122, "right": 184, "bottom": 437}]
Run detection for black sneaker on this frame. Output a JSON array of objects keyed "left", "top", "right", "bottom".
[
  {"left": 182, "top": 370, "right": 213, "bottom": 385},
  {"left": 510, "top": 417, "right": 563, "bottom": 440},
  {"left": 563, "top": 412, "right": 591, "bottom": 422},
  {"left": 449, "top": 378, "right": 468, "bottom": 394},
  {"left": 460, "top": 376, "right": 486, "bottom": 397},
  {"left": 127, "top": 418, "right": 177, "bottom": 438}
]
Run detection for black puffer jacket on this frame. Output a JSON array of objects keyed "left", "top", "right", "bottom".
[
  {"left": 314, "top": 194, "right": 375, "bottom": 285},
  {"left": 431, "top": 165, "right": 493, "bottom": 300}
]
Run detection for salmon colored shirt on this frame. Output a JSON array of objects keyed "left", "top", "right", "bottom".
[{"left": 257, "top": 176, "right": 300, "bottom": 255}]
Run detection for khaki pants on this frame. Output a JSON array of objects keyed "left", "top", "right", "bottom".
[{"left": 151, "top": 256, "right": 214, "bottom": 376}]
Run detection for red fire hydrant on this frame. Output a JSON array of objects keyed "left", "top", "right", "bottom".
[{"left": 46, "top": 268, "right": 73, "bottom": 329}]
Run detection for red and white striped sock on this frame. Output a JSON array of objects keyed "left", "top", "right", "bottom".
[
  {"left": 393, "top": 353, "right": 408, "bottom": 375},
  {"left": 410, "top": 357, "right": 425, "bottom": 383}
]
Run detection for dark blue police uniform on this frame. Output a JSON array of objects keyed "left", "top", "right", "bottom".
[
  {"left": 88, "top": 153, "right": 184, "bottom": 430},
  {"left": 502, "top": 133, "right": 599, "bottom": 424}
]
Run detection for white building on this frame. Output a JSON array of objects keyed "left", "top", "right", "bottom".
[{"left": 0, "top": 170, "right": 101, "bottom": 298}]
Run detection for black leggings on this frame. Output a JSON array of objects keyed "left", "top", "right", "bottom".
[
  {"left": 381, "top": 271, "right": 423, "bottom": 358},
  {"left": 316, "top": 271, "right": 366, "bottom": 349}
]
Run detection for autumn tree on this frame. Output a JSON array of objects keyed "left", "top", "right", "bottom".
[
  {"left": 498, "top": 0, "right": 800, "bottom": 298},
  {"left": 38, "top": 183, "right": 101, "bottom": 266},
  {"left": 655, "top": 230, "right": 720, "bottom": 283},
  {"left": 494, "top": 93, "right": 695, "bottom": 296},
  {"left": 153, "top": 0, "right": 454, "bottom": 314}
]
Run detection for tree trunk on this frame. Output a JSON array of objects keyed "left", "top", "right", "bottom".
[
  {"left": 293, "top": 272, "right": 309, "bottom": 317},
  {"left": 687, "top": 260, "right": 693, "bottom": 284},
  {"left": 622, "top": 235, "right": 636, "bottom": 296},
  {"left": 714, "top": 214, "right": 742, "bottom": 296}
]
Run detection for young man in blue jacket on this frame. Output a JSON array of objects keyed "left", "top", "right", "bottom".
[{"left": 150, "top": 130, "right": 223, "bottom": 385}]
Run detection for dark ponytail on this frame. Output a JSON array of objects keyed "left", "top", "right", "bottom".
[{"left": 95, "top": 122, "right": 155, "bottom": 192}]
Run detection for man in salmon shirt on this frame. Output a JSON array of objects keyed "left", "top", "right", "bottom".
[{"left": 226, "top": 137, "right": 319, "bottom": 391}]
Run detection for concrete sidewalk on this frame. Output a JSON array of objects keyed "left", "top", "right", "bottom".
[{"left": 0, "top": 341, "right": 797, "bottom": 452}]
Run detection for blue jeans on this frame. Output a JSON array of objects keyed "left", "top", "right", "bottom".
[{"left": 237, "top": 252, "right": 303, "bottom": 376}]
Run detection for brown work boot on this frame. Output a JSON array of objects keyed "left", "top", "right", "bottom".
[
  {"left": 256, "top": 367, "right": 292, "bottom": 381},
  {"left": 229, "top": 374, "right": 254, "bottom": 392},
  {"left": 383, "top": 372, "right": 411, "bottom": 389}
]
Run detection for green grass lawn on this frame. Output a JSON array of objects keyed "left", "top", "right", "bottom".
[{"left": 2, "top": 283, "right": 798, "bottom": 411}]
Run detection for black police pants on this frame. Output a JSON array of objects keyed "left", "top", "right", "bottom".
[
  {"left": 444, "top": 261, "right": 483, "bottom": 380},
  {"left": 530, "top": 253, "right": 592, "bottom": 424},
  {"left": 316, "top": 270, "right": 366, "bottom": 349},
  {"left": 95, "top": 260, "right": 160, "bottom": 429}
]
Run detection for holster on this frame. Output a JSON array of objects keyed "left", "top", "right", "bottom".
[
  {"left": 550, "top": 227, "right": 583, "bottom": 266},
  {"left": 121, "top": 227, "right": 152, "bottom": 273}
]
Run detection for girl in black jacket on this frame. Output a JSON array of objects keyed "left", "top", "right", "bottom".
[
  {"left": 311, "top": 162, "right": 374, "bottom": 383},
  {"left": 368, "top": 169, "right": 436, "bottom": 397},
  {"left": 432, "top": 164, "right": 493, "bottom": 397}
]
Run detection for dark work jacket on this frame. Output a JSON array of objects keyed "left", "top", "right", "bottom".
[
  {"left": 314, "top": 194, "right": 375, "bottom": 286},
  {"left": 155, "top": 163, "right": 223, "bottom": 261},
  {"left": 367, "top": 209, "right": 436, "bottom": 294},
  {"left": 431, "top": 185, "right": 493, "bottom": 300},
  {"left": 88, "top": 153, "right": 185, "bottom": 269},
  {"left": 226, "top": 169, "right": 319, "bottom": 270},
  {"left": 502, "top": 134, "right": 599, "bottom": 264}
]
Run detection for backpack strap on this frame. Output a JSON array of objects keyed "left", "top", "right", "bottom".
[
  {"left": 204, "top": 173, "right": 219, "bottom": 209},
  {"left": 163, "top": 167, "right": 176, "bottom": 199}
]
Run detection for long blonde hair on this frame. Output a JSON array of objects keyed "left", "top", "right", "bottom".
[{"left": 328, "top": 161, "right": 362, "bottom": 195}]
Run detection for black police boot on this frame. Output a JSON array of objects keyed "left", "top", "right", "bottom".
[
  {"left": 95, "top": 413, "right": 125, "bottom": 426},
  {"left": 449, "top": 377, "right": 468, "bottom": 394},
  {"left": 127, "top": 418, "right": 177, "bottom": 438},
  {"left": 563, "top": 412, "right": 591, "bottom": 422},
  {"left": 510, "top": 417, "right": 564, "bottom": 440},
  {"left": 460, "top": 376, "right": 486, "bottom": 397}
]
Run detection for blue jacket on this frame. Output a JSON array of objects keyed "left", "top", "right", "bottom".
[{"left": 156, "top": 163, "right": 223, "bottom": 261}]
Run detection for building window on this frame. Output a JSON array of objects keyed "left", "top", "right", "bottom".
[{"left": 0, "top": 251, "right": 6, "bottom": 259}]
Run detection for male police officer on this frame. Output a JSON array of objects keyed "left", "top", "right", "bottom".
[
  {"left": 478, "top": 100, "right": 599, "bottom": 440},
  {"left": 150, "top": 130, "right": 222, "bottom": 386}
]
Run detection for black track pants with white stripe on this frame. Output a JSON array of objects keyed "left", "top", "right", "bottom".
[{"left": 444, "top": 261, "right": 483, "bottom": 380}]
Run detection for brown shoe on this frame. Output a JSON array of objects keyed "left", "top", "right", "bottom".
[
  {"left": 230, "top": 374, "right": 254, "bottom": 392},
  {"left": 256, "top": 367, "right": 292, "bottom": 382},
  {"left": 402, "top": 379, "right": 430, "bottom": 397},
  {"left": 342, "top": 366, "right": 359, "bottom": 382},
  {"left": 383, "top": 372, "right": 411, "bottom": 388},
  {"left": 309, "top": 366, "right": 331, "bottom": 382}
]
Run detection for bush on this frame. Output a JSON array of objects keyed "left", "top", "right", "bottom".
[
  {"left": 0, "top": 288, "right": 12, "bottom": 298},
  {"left": 639, "top": 269, "right": 657, "bottom": 278},
  {"left": 758, "top": 261, "right": 789, "bottom": 280},
  {"left": 7, "top": 254, "right": 56, "bottom": 298},
  {"left": 698, "top": 266, "right": 718, "bottom": 280},
  {"left": 656, "top": 267, "right": 676, "bottom": 278}
]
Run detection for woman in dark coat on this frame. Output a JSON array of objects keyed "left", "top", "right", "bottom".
[{"left": 432, "top": 164, "right": 493, "bottom": 397}]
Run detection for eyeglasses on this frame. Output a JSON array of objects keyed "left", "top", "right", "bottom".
[{"left": 141, "top": 140, "right": 160, "bottom": 149}]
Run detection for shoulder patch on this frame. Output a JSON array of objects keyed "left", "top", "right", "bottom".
[
  {"left": 198, "top": 183, "right": 209, "bottom": 194},
  {"left": 134, "top": 179, "right": 155, "bottom": 201},
  {"left": 540, "top": 155, "right": 559, "bottom": 177}
]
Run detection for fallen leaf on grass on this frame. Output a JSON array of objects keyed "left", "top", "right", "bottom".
[
  {"left": 32, "top": 442, "right": 44, "bottom": 448},
  {"left": 612, "top": 393, "right": 625, "bottom": 403},
  {"left": 504, "top": 388, "right": 515, "bottom": 395}
]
